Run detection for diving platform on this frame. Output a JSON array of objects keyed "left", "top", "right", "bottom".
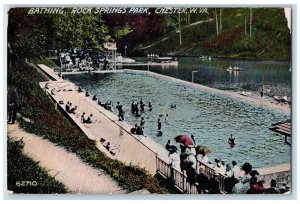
[{"left": 269, "top": 120, "right": 291, "bottom": 144}]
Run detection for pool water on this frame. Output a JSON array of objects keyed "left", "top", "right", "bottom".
[{"left": 66, "top": 71, "right": 290, "bottom": 168}]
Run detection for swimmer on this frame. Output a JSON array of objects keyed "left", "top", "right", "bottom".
[
  {"left": 148, "top": 102, "right": 152, "bottom": 111},
  {"left": 228, "top": 134, "right": 236, "bottom": 148}
]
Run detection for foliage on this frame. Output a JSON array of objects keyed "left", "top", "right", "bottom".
[
  {"left": 7, "top": 58, "right": 167, "bottom": 194},
  {"left": 7, "top": 137, "right": 67, "bottom": 193},
  {"left": 113, "top": 24, "right": 133, "bottom": 38},
  {"left": 8, "top": 7, "right": 110, "bottom": 62},
  {"left": 8, "top": 8, "right": 53, "bottom": 62},
  {"left": 131, "top": 8, "right": 291, "bottom": 61},
  {"left": 51, "top": 9, "right": 110, "bottom": 50}
]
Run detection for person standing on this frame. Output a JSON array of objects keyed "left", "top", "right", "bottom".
[
  {"left": 207, "top": 172, "right": 221, "bottom": 194},
  {"left": 8, "top": 87, "right": 20, "bottom": 124},
  {"left": 196, "top": 166, "right": 209, "bottom": 194},
  {"left": 116, "top": 101, "right": 124, "bottom": 121},
  {"left": 168, "top": 146, "right": 181, "bottom": 171},
  {"left": 165, "top": 114, "right": 169, "bottom": 124},
  {"left": 260, "top": 87, "right": 264, "bottom": 104},
  {"left": 140, "top": 117, "right": 145, "bottom": 127},
  {"left": 148, "top": 102, "right": 152, "bottom": 111},
  {"left": 264, "top": 179, "right": 279, "bottom": 194},
  {"left": 131, "top": 101, "right": 135, "bottom": 114},
  {"left": 231, "top": 161, "right": 241, "bottom": 180},
  {"left": 157, "top": 118, "right": 162, "bottom": 131}
]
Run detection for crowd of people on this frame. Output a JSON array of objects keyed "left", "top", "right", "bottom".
[
  {"left": 164, "top": 138, "right": 289, "bottom": 194},
  {"left": 54, "top": 83, "right": 290, "bottom": 194},
  {"left": 58, "top": 47, "right": 114, "bottom": 71}
]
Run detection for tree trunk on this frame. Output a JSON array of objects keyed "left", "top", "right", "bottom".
[
  {"left": 215, "top": 8, "right": 219, "bottom": 36},
  {"left": 179, "top": 13, "right": 182, "bottom": 45},
  {"left": 249, "top": 8, "right": 252, "bottom": 38},
  {"left": 244, "top": 10, "right": 247, "bottom": 36},
  {"left": 219, "top": 9, "right": 223, "bottom": 34}
]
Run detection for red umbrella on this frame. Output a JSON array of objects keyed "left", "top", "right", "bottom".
[{"left": 174, "top": 135, "right": 194, "bottom": 147}]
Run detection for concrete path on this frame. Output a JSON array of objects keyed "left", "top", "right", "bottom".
[
  {"left": 40, "top": 80, "right": 169, "bottom": 175},
  {"left": 7, "top": 124, "right": 125, "bottom": 194}
]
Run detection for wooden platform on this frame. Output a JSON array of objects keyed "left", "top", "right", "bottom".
[{"left": 269, "top": 120, "right": 291, "bottom": 144}]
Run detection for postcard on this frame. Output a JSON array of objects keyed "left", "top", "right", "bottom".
[{"left": 6, "top": 5, "right": 292, "bottom": 196}]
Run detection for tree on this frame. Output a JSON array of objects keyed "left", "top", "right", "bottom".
[
  {"left": 164, "top": 12, "right": 182, "bottom": 45},
  {"left": 219, "top": 9, "right": 223, "bottom": 34},
  {"left": 51, "top": 10, "right": 109, "bottom": 50},
  {"left": 213, "top": 8, "right": 219, "bottom": 36},
  {"left": 244, "top": 9, "right": 247, "bottom": 36},
  {"left": 249, "top": 8, "right": 253, "bottom": 38}
]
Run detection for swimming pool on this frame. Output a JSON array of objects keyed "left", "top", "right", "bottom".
[{"left": 65, "top": 71, "right": 290, "bottom": 168}]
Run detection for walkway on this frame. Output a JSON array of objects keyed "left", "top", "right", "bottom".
[
  {"left": 40, "top": 80, "right": 169, "bottom": 175},
  {"left": 7, "top": 124, "right": 125, "bottom": 194}
]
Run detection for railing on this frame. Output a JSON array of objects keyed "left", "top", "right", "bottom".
[
  {"left": 156, "top": 156, "right": 228, "bottom": 194},
  {"left": 196, "top": 160, "right": 227, "bottom": 192},
  {"left": 156, "top": 157, "right": 198, "bottom": 193}
]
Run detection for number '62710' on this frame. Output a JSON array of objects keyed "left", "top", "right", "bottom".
[{"left": 16, "top": 181, "right": 38, "bottom": 187}]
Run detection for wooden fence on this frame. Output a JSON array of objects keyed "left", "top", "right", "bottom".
[{"left": 156, "top": 156, "right": 227, "bottom": 194}]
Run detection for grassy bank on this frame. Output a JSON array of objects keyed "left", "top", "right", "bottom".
[
  {"left": 8, "top": 59, "right": 167, "bottom": 194},
  {"left": 7, "top": 137, "right": 67, "bottom": 193}
]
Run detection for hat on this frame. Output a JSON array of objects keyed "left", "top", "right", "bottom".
[{"left": 215, "top": 158, "right": 220, "bottom": 163}]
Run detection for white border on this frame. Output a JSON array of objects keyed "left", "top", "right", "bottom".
[{"left": 1, "top": 0, "right": 299, "bottom": 203}]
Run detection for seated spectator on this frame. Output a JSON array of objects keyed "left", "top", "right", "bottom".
[
  {"left": 78, "top": 86, "right": 83, "bottom": 93},
  {"left": 93, "top": 94, "right": 97, "bottom": 101},
  {"left": 65, "top": 101, "right": 70, "bottom": 112},
  {"left": 81, "top": 112, "right": 86, "bottom": 122},
  {"left": 105, "top": 142, "right": 111, "bottom": 151},
  {"left": 130, "top": 124, "right": 138, "bottom": 134},
  {"left": 97, "top": 99, "right": 105, "bottom": 107},
  {"left": 83, "top": 114, "right": 93, "bottom": 123},
  {"left": 86, "top": 89, "right": 90, "bottom": 97},
  {"left": 69, "top": 106, "right": 77, "bottom": 114},
  {"left": 136, "top": 125, "right": 144, "bottom": 135}
]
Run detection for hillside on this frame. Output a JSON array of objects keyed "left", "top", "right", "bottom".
[{"left": 108, "top": 8, "right": 291, "bottom": 61}]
